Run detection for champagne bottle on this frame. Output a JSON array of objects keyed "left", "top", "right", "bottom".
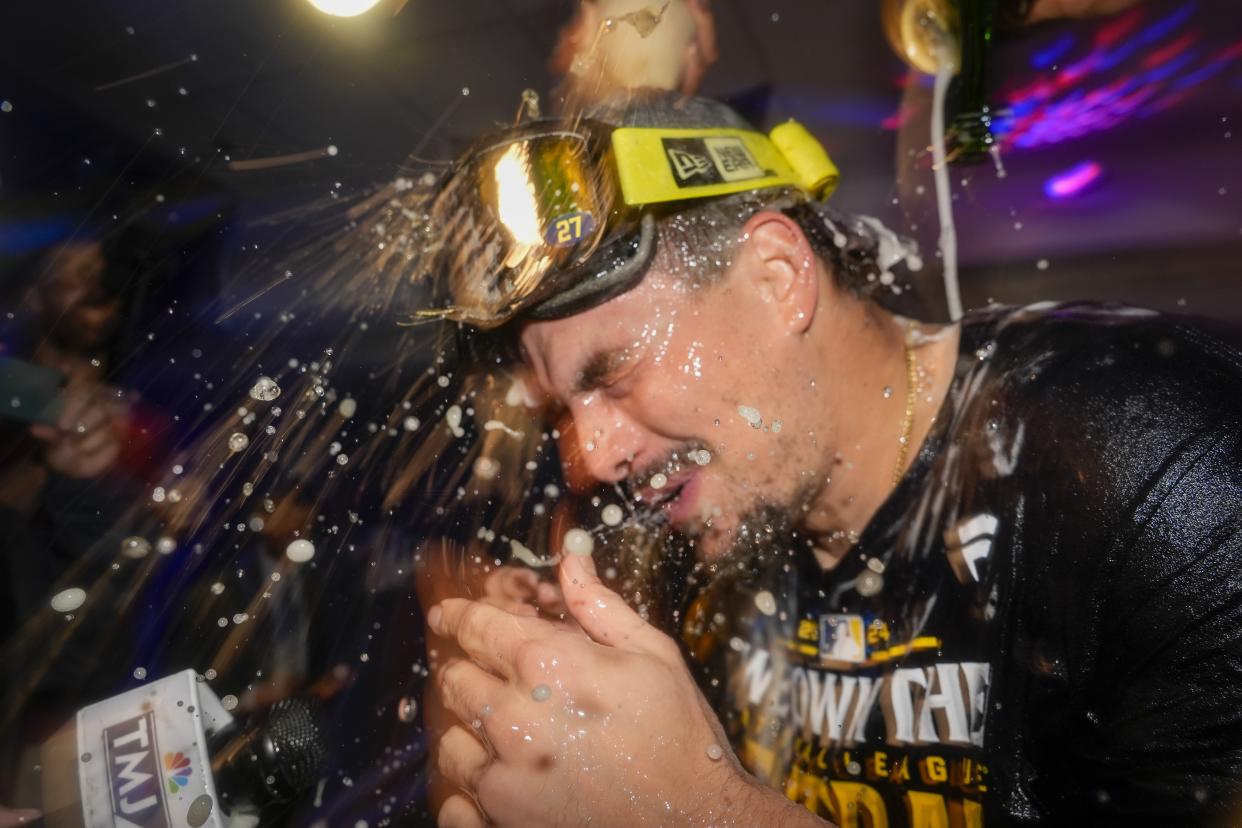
[
  {"left": 883, "top": 0, "right": 1030, "bottom": 164},
  {"left": 951, "top": 0, "right": 998, "bottom": 163}
]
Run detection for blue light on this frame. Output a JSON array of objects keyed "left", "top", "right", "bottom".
[
  {"left": 1096, "top": 2, "right": 1195, "bottom": 70},
  {"left": 1173, "top": 55, "right": 1230, "bottom": 90},
  {"left": 0, "top": 216, "right": 78, "bottom": 256},
  {"left": 1141, "top": 50, "right": 1198, "bottom": 85},
  {"left": 1032, "top": 34, "right": 1078, "bottom": 70}
]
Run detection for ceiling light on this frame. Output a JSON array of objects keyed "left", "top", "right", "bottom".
[{"left": 307, "top": 0, "right": 383, "bottom": 18}]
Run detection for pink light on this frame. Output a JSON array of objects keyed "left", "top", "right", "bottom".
[
  {"left": 1045, "top": 161, "right": 1104, "bottom": 199},
  {"left": 1094, "top": 8, "right": 1145, "bottom": 49},
  {"left": 881, "top": 103, "right": 919, "bottom": 130},
  {"left": 1218, "top": 38, "right": 1242, "bottom": 63},
  {"left": 1145, "top": 88, "right": 1193, "bottom": 115},
  {"left": 1143, "top": 31, "right": 1199, "bottom": 70}
]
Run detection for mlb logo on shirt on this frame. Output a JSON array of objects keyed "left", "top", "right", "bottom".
[{"left": 819, "top": 614, "right": 866, "bottom": 664}]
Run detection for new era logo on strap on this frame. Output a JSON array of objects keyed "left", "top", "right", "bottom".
[
  {"left": 667, "top": 147, "right": 713, "bottom": 182},
  {"left": 661, "top": 136, "right": 766, "bottom": 189}
]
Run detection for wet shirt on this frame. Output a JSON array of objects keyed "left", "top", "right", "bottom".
[{"left": 683, "top": 303, "right": 1242, "bottom": 827}]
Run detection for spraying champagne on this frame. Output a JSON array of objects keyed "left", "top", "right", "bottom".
[{"left": 882, "top": 0, "right": 1024, "bottom": 164}]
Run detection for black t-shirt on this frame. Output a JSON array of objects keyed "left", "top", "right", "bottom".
[{"left": 683, "top": 302, "right": 1242, "bottom": 827}]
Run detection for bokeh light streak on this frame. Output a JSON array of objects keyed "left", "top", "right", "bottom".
[
  {"left": 1173, "top": 38, "right": 1242, "bottom": 89},
  {"left": 1142, "top": 31, "right": 1200, "bottom": 71},
  {"left": 1032, "top": 34, "right": 1078, "bottom": 71},
  {"left": 978, "top": 1, "right": 1242, "bottom": 151},
  {"left": 1045, "top": 161, "right": 1103, "bottom": 199}
]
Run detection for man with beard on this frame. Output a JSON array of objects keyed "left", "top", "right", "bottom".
[{"left": 419, "top": 92, "right": 1242, "bottom": 827}]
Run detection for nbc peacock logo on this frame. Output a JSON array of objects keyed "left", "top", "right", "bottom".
[{"left": 163, "top": 751, "right": 192, "bottom": 793}]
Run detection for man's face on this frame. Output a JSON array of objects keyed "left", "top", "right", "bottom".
[
  {"left": 39, "top": 241, "right": 119, "bottom": 351},
  {"left": 520, "top": 255, "right": 830, "bottom": 562}
]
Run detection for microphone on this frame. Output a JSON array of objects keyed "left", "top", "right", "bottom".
[
  {"left": 39, "top": 670, "right": 326, "bottom": 827},
  {"left": 209, "top": 698, "right": 327, "bottom": 815}
]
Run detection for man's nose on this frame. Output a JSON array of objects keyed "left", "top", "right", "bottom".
[{"left": 569, "top": 398, "right": 644, "bottom": 485}]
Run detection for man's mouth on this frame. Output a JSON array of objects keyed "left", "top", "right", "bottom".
[{"left": 636, "top": 470, "right": 700, "bottom": 525}]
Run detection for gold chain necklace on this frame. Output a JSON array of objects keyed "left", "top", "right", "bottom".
[{"left": 893, "top": 330, "right": 918, "bottom": 486}]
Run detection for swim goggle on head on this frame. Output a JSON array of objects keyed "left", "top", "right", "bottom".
[{"left": 416, "top": 114, "right": 840, "bottom": 330}]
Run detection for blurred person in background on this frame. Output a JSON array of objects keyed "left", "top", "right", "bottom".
[
  {"left": 0, "top": 232, "right": 174, "bottom": 799},
  {"left": 0, "top": 238, "right": 143, "bottom": 641}
]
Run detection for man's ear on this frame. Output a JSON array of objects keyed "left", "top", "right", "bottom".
[{"left": 737, "top": 210, "right": 820, "bottom": 334}]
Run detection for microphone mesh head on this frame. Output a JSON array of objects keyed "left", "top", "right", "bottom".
[{"left": 266, "top": 698, "right": 327, "bottom": 790}]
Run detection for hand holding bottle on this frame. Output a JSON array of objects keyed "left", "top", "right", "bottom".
[{"left": 1027, "top": 0, "right": 1142, "bottom": 24}]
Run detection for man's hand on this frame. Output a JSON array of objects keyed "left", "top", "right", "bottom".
[
  {"left": 1027, "top": 0, "right": 1142, "bottom": 23},
  {"left": 416, "top": 544, "right": 577, "bottom": 819},
  {"left": 680, "top": 0, "right": 719, "bottom": 95},
  {"left": 0, "top": 807, "right": 40, "bottom": 828},
  {"left": 29, "top": 380, "right": 125, "bottom": 479},
  {"left": 427, "top": 548, "right": 800, "bottom": 828},
  {"left": 550, "top": 0, "right": 718, "bottom": 101}
]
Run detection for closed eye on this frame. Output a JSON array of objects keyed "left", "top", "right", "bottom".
[{"left": 573, "top": 347, "right": 639, "bottom": 395}]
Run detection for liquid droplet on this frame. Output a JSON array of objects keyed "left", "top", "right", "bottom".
[
  {"left": 563, "top": 528, "right": 594, "bottom": 557},
  {"left": 227, "top": 433, "right": 249, "bottom": 452},
  {"left": 737, "top": 405, "right": 763, "bottom": 429},
  {"left": 509, "top": 539, "right": 555, "bottom": 568},
  {"left": 531, "top": 684, "right": 552, "bottom": 702},
  {"left": 601, "top": 504, "right": 623, "bottom": 526},
  {"left": 754, "top": 590, "right": 777, "bottom": 616},
  {"left": 446, "top": 405, "right": 465, "bottom": 438},
  {"left": 248, "top": 376, "right": 281, "bottom": 402},
  {"left": 397, "top": 696, "right": 418, "bottom": 723},
  {"left": 121, "top": 536, "right": 152, "bottom": 559},
  {"left": 856, "top": 570, "right": 884, "bottom": 597},
  {"left": 286, "top": 539, "right": 315, "bottom": 563}
]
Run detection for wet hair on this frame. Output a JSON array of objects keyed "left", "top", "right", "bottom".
[
  {"left": 648, "top": 189, "right": 886, "bottom": 297},
  {"left": 585, "top": 91, "right": 889, "bottom": 298}
]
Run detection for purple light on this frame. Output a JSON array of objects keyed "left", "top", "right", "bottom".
[{"left": 1045, "top": 161, "right": 1104, "bottom": 199}]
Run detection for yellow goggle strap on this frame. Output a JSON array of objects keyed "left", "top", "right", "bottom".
[{"left": 611, "top": 119, "right": 839, "bottom": 207}]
